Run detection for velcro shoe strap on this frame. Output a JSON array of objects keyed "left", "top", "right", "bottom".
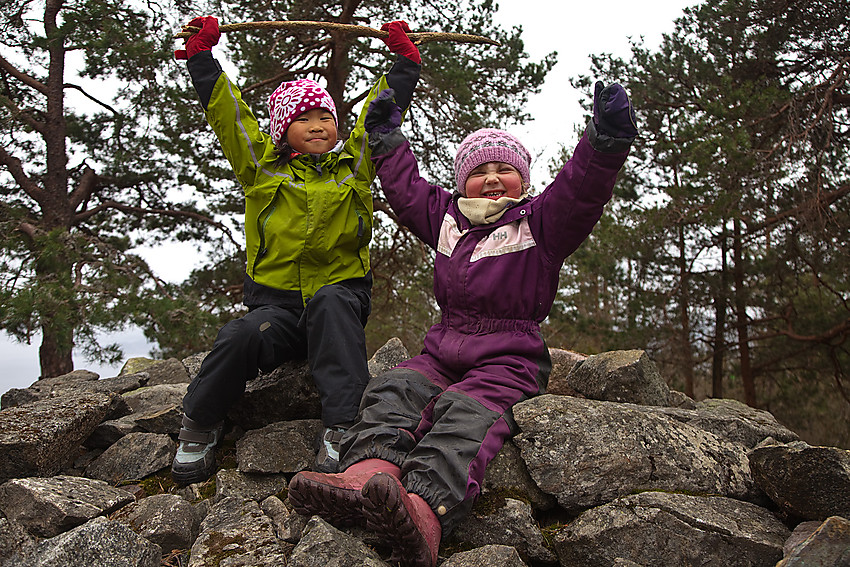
[
  {"left": 324, "top": 429, "right": 345, "bottom": 443},
  {"left": 179, "top": 427, "right": 217, "bottom": 444}
]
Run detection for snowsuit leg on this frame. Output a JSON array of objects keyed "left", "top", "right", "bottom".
[
  {"left": 303, "top": 282, "right": 372, "bottom": 427},
  {"left": 341, "top": 323, "right": 551, "bottom": 533},
  {"left": 183, "top": 283, "right": 370, "bottom": 428},
  {"left": 182, "top": 304, "right": 306, "bottom": 426}
]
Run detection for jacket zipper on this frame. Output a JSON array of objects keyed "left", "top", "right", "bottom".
[{"left": 253, "top": 203, "right": 276, "bottom": 275}]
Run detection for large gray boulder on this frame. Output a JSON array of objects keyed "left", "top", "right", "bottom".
[
  {"left": 553, "top": 491, "right": 790, "bottom": 566},
  {"left": 188, "top": 496, "right": 289, "bottom": 567},
  {"left": 14, "top": 516, "right": 161, "bottom": 567},
  {"left": 566, "top": 349, "right": 670, "bottom": 406},
  {"left": 0, "top": 475, "right": 134, "bottom": 538},
  {"left": 0, "top": 391, "right": 120, "bottom": 482},
  {"left": 513, "top": 395, "right": 757, "bottom": 512},
  {"left": 749, "top": 440, "right": 850, "bottom": 520}
]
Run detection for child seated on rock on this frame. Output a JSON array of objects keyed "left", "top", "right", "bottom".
[
  {"left": 288, "top": 78, "right": 638, "bottom": 566},
  {"left": 169, "top": 16, "right": 420, "bottom": 484}
]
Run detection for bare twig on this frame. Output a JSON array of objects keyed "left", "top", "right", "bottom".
[{"left": 174, "top": 20, "right": 500, "bottom": 46}]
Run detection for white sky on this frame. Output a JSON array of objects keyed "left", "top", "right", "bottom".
[{"left": 0, "top": 0, "right": 698, "bottom": 397}]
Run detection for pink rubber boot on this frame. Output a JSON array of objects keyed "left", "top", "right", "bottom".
[
  {"left": 361, "top": 472, "right": 442, "bottom": 567},
  {"left": 288, "top": 458, "right": 401, "bottom": 527}
]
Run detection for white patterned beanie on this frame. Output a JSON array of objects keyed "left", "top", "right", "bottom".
[
  {"left": 268, "top": 79, "right": 338, "bottom": 146},
  {"left": 453, "top": 128, "right": 531, "bottom": 195}
]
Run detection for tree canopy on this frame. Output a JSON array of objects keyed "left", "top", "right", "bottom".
[
  {"left": 0, "top": 0, "right": 238, "bottom": 377},
  {"left": 0, "top": 0, "right": 554, "bottom": 375},
  {"left": 550, "top": 0, "right": 850, "bottom": 445}
]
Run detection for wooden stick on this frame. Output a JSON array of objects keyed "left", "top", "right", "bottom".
[{"left": 174, "top": 20, "right": 500, "bottom": 46}]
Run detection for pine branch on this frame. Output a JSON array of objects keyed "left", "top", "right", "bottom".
[{"left": 174, "top": 20, "right": 500, "bottom": 46}]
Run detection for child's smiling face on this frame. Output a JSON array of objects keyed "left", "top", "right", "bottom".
[
  {"left": 464, "top": 161, "right": 524, "bottom": 200},
  {"left": 286, "top": 108, "right": 338, "bottom": 154}
]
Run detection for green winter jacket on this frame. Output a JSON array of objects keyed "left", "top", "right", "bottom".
[{"left": 188, "top": 52, "right": 417, "bottom": 306}]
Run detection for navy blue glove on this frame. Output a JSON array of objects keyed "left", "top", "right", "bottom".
[
  {"left": 593, "top": 82, "right": 638, "bottom": 139},
  {"left": 365, "top": 88, "right": 402, "bottom": 134}
]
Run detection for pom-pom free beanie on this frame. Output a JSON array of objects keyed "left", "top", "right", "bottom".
[
  {"left": 453, "top": 128, "right": 531, "bottom": 195},
  {"left": 268, "top": 79, "right": 337, "bottom": 146}
]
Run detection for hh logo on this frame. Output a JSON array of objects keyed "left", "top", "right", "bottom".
[{"left": 470, "top": 219, "right": 537, "bottom": 262}]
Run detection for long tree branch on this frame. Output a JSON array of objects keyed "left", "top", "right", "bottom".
[
  {"left": 175, "top": 20, "right": 500, "bottom": 46},
  {"left": 0, "top": 145, "right": 46, "bottom": 203},
  {"left": 743, "top": 183, "right": 850, "bottom": 235},
  {"left": 74, "top": 200, "right": 241, "bottom": 249},
  {"left": 0, "top": 52, "right": 48, "bottom": 94}
]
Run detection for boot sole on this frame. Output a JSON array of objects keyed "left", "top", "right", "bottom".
[
  {"left": 171, "top": 464, "right": 215, "bottom": 486},
  {"left": 288, "top": 472, "right": 365, "bottom": 527},
  {"left": 360, "top": 473, "right": 435, "bottom": 567}
]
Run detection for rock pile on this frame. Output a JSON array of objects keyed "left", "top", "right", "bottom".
[{"left": 1, "top": 340, "right": 848, "bottom": 566}]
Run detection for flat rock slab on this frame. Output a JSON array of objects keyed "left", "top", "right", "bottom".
[
  {"left": 554, "top": 491, "right": 790, "bottom": 567},
  {"left": 16, "top": 516, "right": 160, "bottom": 567},
  {"left": 84, "top": 432, "right": 175, "bottom": 484},
  {"left": 513, "top": 395, "right": 756, "bottom": 512},
  {"left": 0, "top": 391, "right": 118, "bottom": 482},
  {"left": 749, "top": 441, "right": 850, "bottom": 520},
  {"left": 0, "top": 475, "right": 135, "bottom": 538},
  {"left": 236, "top": 419, "right": 322, "bottom": 474}
]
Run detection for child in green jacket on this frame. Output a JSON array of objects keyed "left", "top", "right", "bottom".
[{"left": 171, "top": 16, "right": 421, "bottom": 484}]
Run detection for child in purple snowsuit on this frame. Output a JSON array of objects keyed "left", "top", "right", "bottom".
[{"left": 289, "top": 81, "right": 638, "bottom": 567}]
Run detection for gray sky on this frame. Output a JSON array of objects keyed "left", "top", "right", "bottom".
[{"left": 0, "top": 0, "right": 698, "bottom": 396}]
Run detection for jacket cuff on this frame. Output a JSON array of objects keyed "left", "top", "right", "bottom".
[
  {"left": 586, "top": 120, "right": 634, "bottom": 154},
  {"left": 368, "top": 128, "right": 408, "bottom": 156},
  {"left": 385, "top": 55, "right": 421, "bottom": 112},
  {"left": 187, "top": 51, "right": 223, "bottom": 110}
]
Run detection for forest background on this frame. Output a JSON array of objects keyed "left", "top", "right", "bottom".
[{"left": 1, "top": 0, "right": 848, "bottom": 449}]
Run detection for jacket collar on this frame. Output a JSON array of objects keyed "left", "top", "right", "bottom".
[{"left": 451, "top": 192, "right": 532, "bottom": 231}]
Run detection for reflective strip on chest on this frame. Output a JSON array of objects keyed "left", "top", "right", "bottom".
[{"left": 437, "top": 213, "right": 537, "bottom": 261}]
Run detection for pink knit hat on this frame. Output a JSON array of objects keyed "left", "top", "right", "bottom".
[
  {"left": 268, "top": 79, "right": 337, "bottom": 146},
  {"left": 453, "top": 128, "right": 531, "bottom": 195}
]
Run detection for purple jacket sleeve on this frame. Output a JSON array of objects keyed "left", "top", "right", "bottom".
[
  {"left": 372, "top": 140, "right": 454, "bottom": 250},
  {"left": 532, "top": 130, "right": 628, "bottom": 265}
]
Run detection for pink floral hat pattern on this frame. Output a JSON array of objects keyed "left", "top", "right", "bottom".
[{"left": 268, "top": 79, "right": 337, "bottom": 146}]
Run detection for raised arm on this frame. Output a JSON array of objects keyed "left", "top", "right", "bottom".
[
  {"left": 535, "top": 82, "right": 638, "bottom": 264},
  {"left": 344, "top": 20, "right": 422, "bottom": 187},
  {"left": 177, "top": 16, "right": 271, "bottom": 189}
]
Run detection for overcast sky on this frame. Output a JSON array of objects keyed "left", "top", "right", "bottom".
[{"left": 0, "top": 0, "right": 699, "bottom": 396}]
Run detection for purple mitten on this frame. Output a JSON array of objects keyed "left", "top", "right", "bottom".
[
  {"left": 365, "top": 88, "right": 402, "bottom": 134},
  {"left": 593, "top": 81, "right": 638, "bottom": 139}
]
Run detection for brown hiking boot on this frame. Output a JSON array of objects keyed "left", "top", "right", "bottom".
[
  {"left": 288, "top": 459, "right": 401, "bottom": 528},
  {"left": 360, "top": 472, "right": 441, "bottom": 567}
]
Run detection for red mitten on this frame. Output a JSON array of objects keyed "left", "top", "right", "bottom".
[
  {"left": 381, "top": 21, "right": 420, "bottom": 64},
  {"left": 174, "top": 16, "right": 220, "bottom": 61}
]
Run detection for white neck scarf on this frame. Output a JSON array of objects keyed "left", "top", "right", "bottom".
[{"left": 457, "top": 194, "right": 526, "bottom": 226}]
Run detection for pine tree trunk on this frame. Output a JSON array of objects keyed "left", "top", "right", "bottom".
[
  {"left": 733, "top": 218, "right": 757, "bottom": 407},
  {"left": 677, "top": 225, "right": 695, "bottom": 398},
  {"left": 711, "top": 227, "right": 729, "bottom": 398}
]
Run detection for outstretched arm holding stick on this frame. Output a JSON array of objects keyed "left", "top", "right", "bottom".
[
  {"left": 174, "top": 19, "right": 500, "bottom": 46},
  {"left": 169, "top": 15, "right": 422, "bottom": 486}
]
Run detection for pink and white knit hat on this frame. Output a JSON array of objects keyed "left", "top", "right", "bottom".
[
  {"left": 453, "top": 128, "right": 531, "bottom": 195},
  {"left": 267, "top": 79, "right": 337, "bottom": 146}
]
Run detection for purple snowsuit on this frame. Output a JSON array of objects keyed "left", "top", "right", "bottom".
[{"left": 340, "top": 129, "right": 629, "bottom": 532}]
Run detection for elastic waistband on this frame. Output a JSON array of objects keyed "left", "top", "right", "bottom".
[{"left": 443, "top": 317, "right": 540, "bottom": 334}]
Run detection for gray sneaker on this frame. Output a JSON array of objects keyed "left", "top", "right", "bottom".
[
  {"left": 314, "top": 426, "right": 347, "bottom": 473},
  {"left": 171, "top": 416, "right": 223, "bottom": 486}
]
